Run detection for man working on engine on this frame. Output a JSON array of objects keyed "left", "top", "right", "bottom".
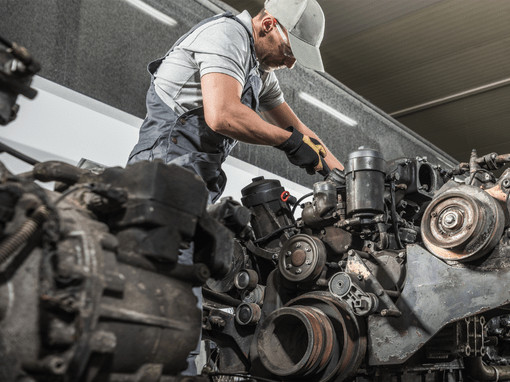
[
  {"left": 127, "top": 0, "right": 343, "bottom": 375},
  {"left": 128, "top": 0, "right": 343, "bottom": 204}
]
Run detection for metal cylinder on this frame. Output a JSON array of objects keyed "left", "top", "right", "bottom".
[
  {"left": 257, "top": 293, "right": 366, "bottom": 381},
  {"left": 278, "top": 234, "right": 326, "bottom": 283},
  {"left": 240, "top": 177, "right": 293, "bottom": 244},
  {"left": 235, "top": 302, "right": 261, "bottom": 326},
  {"left": 421, "top": 184, "right": 505, "bottom": 262},
  {"left": 345, "top": 148, "right": 386, "bottom": 218},
  {"left": 257, "top": 305, "right": 334, "bottom": 377}
]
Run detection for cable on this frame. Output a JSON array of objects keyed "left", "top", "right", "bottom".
[
  {"left": 468, "top": 169, "right": 491, "bottom": 185},
  {"left": 54, "top": 184, "right": 93, "bottom": 205},
  {"left": 291, "top": 191, "right": 313, "bottom": 215},
  {"left": 252, "top": 224, "right": 295, "bottom": 244},
  {"left": 389, "top": 181, "right": 403, "bottom": 249}
]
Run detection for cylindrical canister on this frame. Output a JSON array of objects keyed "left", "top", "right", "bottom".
[{"left": 345, "top": 148, "right": 386, "bottom": 218}]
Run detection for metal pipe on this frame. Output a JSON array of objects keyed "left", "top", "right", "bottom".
[{"left": 465, "top": 356, "right": 510, "bottom": 381}]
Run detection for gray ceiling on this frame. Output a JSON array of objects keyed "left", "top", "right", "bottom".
[{"left": 222, "top": 0, "right": 510, "bottom": 162}]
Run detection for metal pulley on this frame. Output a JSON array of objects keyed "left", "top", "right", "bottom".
[
  {"left": 421, "top": 184, "right": 505, "bottom": 262},
  {"left": 278, "top": 234, "right": 326, "bottom": 283}
]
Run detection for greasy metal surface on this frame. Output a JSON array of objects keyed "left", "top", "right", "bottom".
[
  {"left": 286, "top": 293, "right": 367, "bottom": 382},
  {"left": 422, "top": 185, "right": 505, "bottom": 261},
  {"left": 368, "top": 244, "right": 510, "bottom": 365},
  {"left": 278, "top": 234, "right": 326, "bottom": 283}
]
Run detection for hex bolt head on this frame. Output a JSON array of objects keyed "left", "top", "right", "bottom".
[
  {"left": 285, "top": 264, "right": 292, "bottom": 269},
  {"left": 295, "top": 268, "right": 302, "bottom": 274},
  {"left": 306, "top": 247, "right": 311, "bottom": 252},
  {"left": 305, "top": 259, "right": 312, "bottom": 265},
  {"left": 286, "top": 251, "right": 292, "bottom": 257},
  {"left": 296, "top": 243, "right": 301, "bottom": 248}
]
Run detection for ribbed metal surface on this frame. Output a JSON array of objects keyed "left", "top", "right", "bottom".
[{"left": 224, "top": 0, "right": 510, "bottom": 162}]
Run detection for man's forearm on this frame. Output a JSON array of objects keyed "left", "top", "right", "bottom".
[{"left": 205, "top": 101, "right": 292, "bottom": 146}]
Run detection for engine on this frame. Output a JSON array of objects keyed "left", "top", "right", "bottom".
[
  {"left": 203, "top": 148, "right": 510, "bottom": 382},
  {"left": 0, "top": 160, "right": 233, "bottom": 382}
]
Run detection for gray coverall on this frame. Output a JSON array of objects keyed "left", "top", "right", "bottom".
[{"left": 127, "top": 12, "right": 263, "bottom": 375}]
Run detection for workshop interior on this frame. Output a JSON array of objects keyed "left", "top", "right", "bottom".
[{"left": 0, "top": 0, "right": 509, "bottom": 381}]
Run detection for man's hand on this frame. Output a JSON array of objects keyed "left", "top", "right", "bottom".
[{"left": 276, "top": 126, "right": 330, "bottom": 175}]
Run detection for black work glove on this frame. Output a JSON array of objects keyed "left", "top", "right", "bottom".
[{"left": 276, "top": 126, "right": 330, "bottom": 175}]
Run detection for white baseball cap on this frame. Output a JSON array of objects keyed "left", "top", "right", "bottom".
[{"left": 264, "top": 0, "right": 325, "bottom": 72}]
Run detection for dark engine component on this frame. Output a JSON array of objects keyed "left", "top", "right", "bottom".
[
  {"left": 278, "top": 233, "right": 326, "bottom": 283},
  {"left": 0, "top": 35, "right": 40, "bottom": 125},
  {"left": 202, "top": 149, "right": 510, "bottom": 382},
  {"left": 240, "top": 176, "right": 294, "bottom": 246},
  {"left": 345, "top": 147, "right": 385, "bottom": 218},
  {"left": 0, "top": 160, "right": 232, "bottom": 381}
]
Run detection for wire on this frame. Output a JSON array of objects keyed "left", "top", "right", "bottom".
[
  {"left": 252, "top": 224, "right": 295, "bottom": 244},
  {"left": 468, "top": 169, "right": 491, "bottom": 185},
  {"left": 54, "top": 184, "right": 93, "bottom": 205},
  {"left": 389, "top": 181, "right": 403, "bottom": 249},
  {"left": 291, "top": 192, "right": 313, "bottom": 215}
]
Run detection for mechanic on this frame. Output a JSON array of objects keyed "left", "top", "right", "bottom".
[
  {"left": 128, "top": 0, "right": 344, "bottom": 205},
  {"left": 127, "top": 0, "right": 343, "bottom": 375}
]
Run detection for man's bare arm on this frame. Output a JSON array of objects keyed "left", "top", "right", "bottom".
[{"left": 201, "top": 73, "right": 291, "bottom": 146}]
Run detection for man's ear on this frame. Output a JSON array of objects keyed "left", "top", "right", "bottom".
[{"left": 261, "top": 15, "right": 276, "bottom": 34}]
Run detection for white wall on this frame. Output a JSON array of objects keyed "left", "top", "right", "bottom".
[{"left": 0, "top": 76, "right": 311, "bottom": 201}]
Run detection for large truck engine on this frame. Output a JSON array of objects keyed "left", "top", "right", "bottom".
[{"left": 203, "top": 148, "right": 510, "bottom": 382}]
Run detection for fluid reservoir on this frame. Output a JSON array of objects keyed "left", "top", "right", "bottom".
[
  {"left": 241, "top": 177, "right": 294, "bottom": 244},
  {"left": 345, "top": 148, "right": 386, "bottom": 218}
]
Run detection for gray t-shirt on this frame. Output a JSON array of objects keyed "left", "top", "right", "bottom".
[{"left": 154, "top": 11, "right": 285, "bottom": 116}]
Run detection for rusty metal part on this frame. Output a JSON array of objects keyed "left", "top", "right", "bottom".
[
  {"left": 465, "top": 357, "right": 510, "bottom": 381},
  {"left": 257, "top": 305, "right": 333, "bottom": 377},
  {"left": 318, "top": 226, "right": 353, "bottom": 255},
  {"left": 343, "top": 250, "right": 401, "bottom": 317},
  {"left": 0, "top": 204, "right": 49, "bottom": 265},
  {"left": 329, "top": 272, "right": 378, "bottom": 316},
  {"left": 486, "top": 168, "right": 510, "bottom": 202},
  {"left": 235, "top": 303, "right": 261, "bottom": 326},
  {"left": 421, "top": 184, "right": 505, "bottom": 262},
  {"left": 368, "top": 244, "right": 510, "bottom": 366},
  {"left": 278, "top": 234, "right": 326, "bottom": 283},
  {"left": 257, "top": 293, "right": 366, "bottom": 381}
]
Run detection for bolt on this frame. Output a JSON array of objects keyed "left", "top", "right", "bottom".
[
  {"left": 286, "top": 264, "right": 292, "bottom": 269},
  {"left": 296, "top": 243, "right": 301, "bottom": 248},
  {"left": 502, "top": 179, "right": 510, "bottom": 189},
  {"left": 295, "top": 268, "right": 302, "bottom": 274},
  {"left": 306, "top": 247, "right": 311, "bottom": 252},
  {"left": 357, "top": 275, "right": 363, "bottom": 281},
  {"left": 444, "top": 213, "right": 455, "bottom": 225},
  {"left": 431, "top": 211, "right": 438, "bottom": 218},
  {"left": 272, "top": 254, "right": 278, "bottom": 260},
  {"left": 286, "top": 251, "right": 292, "bottom": 257},
  {"left": 305, "top": 259, "right": 312, "bottom": 265}
]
